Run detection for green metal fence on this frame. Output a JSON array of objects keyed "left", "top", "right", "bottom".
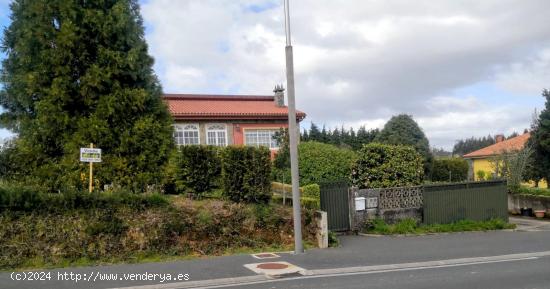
[
  {"left": 423, "top": 180, "right": 508, "bottom": 225},
  {"left": 320, "top": 181, "right": 350, "bottom": 232}
]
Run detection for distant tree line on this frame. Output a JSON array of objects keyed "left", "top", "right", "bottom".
[
  {"left": 452, "top": 132, "right": 522, "bottom": 156},
  {"left": 301, "top": 123, "right": 379, "bottom": 150}
]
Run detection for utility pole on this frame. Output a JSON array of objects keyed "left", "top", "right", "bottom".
[{"left": 284, "top": 0, "right": 303, "bottom": 254}]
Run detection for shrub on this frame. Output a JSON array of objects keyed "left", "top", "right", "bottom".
[
  {"left": 476, "top": 170, "right": 486, "bottom": 181},
  {"left": 351, "top": 143, "right": 423, "bottom": 189},
  {"left": 221, "top": 146, "right": 272, "bottom": 204},
  {"left": 431, "top": 158, "right": 469, "bottom": 182},
  {"left": 0, "top": 199, "right": 318, "bottom": 270},
  {"left": 513, "top": 186, "right": 550, "bottom": 196},
  {"left": 271, "top": 195, "right": 320, "bottom": 210},
  {"left": 302, "top": 184, "right": 320, "bottom": 199},
  {"left": 175, "top": 145, "right": 221, "bottom": 196},
  {"left": 273, "top": 141, "right": 357, "bottom": 186}
]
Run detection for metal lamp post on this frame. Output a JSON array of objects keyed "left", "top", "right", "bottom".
[{"left": 283, "top": 0, "right": 303, "bottom": 254}]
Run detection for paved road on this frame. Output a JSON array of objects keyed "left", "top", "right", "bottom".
[
  {"left": 227, "top": 255, "right": 550, "bottom": 289},
  {"left": 2, "top": 229, "right": 550, "bottom": 289}
]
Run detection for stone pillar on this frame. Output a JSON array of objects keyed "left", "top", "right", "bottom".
[{"left": 315, "top": 211, "right": 328, "bottom": 249}]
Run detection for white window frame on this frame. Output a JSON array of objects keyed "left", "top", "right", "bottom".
[
  {"left": 244, "top": 129, "right": 279, "bottom": 149},
  {"left": 173, "top": 123, "right": 200, "bottom": 146},
  {"left": 206, "top": 123, "right": 227, "bottom": 146}
]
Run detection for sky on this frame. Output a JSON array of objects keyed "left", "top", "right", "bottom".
[{"left": 1, "top": 0, "right": 550, "bottom": 150}]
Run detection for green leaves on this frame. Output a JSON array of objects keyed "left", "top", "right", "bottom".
[
  {"left": 375, "top": 114, "right": 433, "bottom": 176},
  {"left": 351, "top": 143, "right": 424, "bottom": 189},
  {"left": 431, "top": 158, "right": 469, "bottom": 182},
  {"left": 273, "top": 141, "right": 357, "bottom": 186},
  {"left": 0, "top": 0, "right": 173, "bottom": 191},
  {"left": 221, "top": 146, "right": 272, "bottom": 204}
]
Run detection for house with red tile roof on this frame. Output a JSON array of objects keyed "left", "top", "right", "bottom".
[
  {"left": 163, "top": 86, "right": 305, "bottom": 155},
  {"left": 463, "top": 132, "right": 547, "bottom": 188}
]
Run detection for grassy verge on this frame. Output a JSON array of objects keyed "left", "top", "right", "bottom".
[
  {"left": 1, "top": 187, "right": 318, "bottom": 271},
  {"left": 364, "top": 218, "right": 515, "bottom": 235}
]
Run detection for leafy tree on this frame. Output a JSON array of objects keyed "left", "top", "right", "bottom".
[
  {"left": 351, "top": 143, "right": 423, "bottom": 189},
  {"left": 528, "top": 90, "right": 550, "bottom": 184},
  {"left": 375, "top": 114, "right": 433, "bottom": 176},
  {"left": 0, "top": 0, "right": 173, "bottom": 191}
]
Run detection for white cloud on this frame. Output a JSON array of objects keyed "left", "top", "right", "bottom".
[
  {"left": 494, "top": 49, "right": 550, "bottom": 95},
  {"left": 141, "top": 0, "right": 550, "bottom": 149}
]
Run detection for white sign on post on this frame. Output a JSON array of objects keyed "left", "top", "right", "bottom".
[{"left": 80, "top": 148, "right": 102, "bottom": 163}]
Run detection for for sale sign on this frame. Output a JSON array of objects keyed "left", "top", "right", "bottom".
[{"left": 80, "top": 148, "right": 102, "bottom": 163}]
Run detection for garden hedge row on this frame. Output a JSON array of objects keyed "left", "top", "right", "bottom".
[
  {"left": 221, "top": 146, "right": 272, "bottom": 204},
  {"left": 164, "top": 145, "right": 272, "bottom": 204},
  {"left": 273, "top": 141, "right": 357, "bottom": 186},
  {"left": 351, "top": 143, "right": 423, "bottom": 189},
  {"left": 431, "top": 158, "right": 469, "bottom": 182}
]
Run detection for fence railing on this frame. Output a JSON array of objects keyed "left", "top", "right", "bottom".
[
  {"left": 423, "top": 180, "right": 508, "bottom": 225},
  {"left": 322, "top": 180, "right": 509, "bottom": 231}
]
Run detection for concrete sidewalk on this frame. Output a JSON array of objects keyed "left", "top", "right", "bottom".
[
  {"left": 510, "top": 215, "right": 550, "bottom": 231},
  {"left": 2, "top": 230, "right": 550, "bottom": 289}
]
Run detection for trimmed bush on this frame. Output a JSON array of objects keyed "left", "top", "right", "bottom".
[
  {"left": 175, "top": 145, "right": 221, "bottom": 196},
  {"left": 273, "top": 141, "right": 357, "bottom": 186},
  {"left": 351, "top": 143, "right": 423, "bottom": 189},
  {"left": 431, "top": 158, "right": 469, "bottom": 182},
  {"left": 271, "top": 194, "right": 320, "bottom": 209},
  {"left": 221, "top": 146, "right": 272, "bottom": 204},
  {"left": 302, "top": 183, "right": 320, "bottom": 199}
]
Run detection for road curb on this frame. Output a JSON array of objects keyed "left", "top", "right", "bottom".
[{"left": 110, "top": 275, "right": 268, "bottom": 289}]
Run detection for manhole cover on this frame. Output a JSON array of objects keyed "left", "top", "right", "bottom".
[
  {"left": 244, "top": 261, "right": 305, "bottom": 276},
  {"left": 257, "top": 263, "right": 289, "bottom": 270}
]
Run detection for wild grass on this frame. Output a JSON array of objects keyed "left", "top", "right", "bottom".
[{"left": 364, "top": 218, "right": 515, "bottom": 235}]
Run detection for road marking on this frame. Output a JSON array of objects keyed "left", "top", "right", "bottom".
[{"left": 109, "top": 250, "right": 550, "bottom": 289}]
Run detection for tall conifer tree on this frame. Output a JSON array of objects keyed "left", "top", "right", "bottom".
[{"left": 0, "top": 0, "right": 173, "bottom": 191}]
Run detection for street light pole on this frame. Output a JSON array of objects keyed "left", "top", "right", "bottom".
[{"left": 283, "top": 0, "right": 303, "bottom": 254}]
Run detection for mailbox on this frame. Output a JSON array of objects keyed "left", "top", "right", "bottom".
[{"left": 355, "top": 197, "right": 366, "bottom": 211}]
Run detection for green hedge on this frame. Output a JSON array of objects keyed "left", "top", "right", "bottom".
[
  {"left": 175, "top": 145, "right": 221, "bottom": 196},
  {"left": 0, "top": 184, "right": 168, "bottom": 213},
  {"left": 273, "top": 141, "right": 357, "bottom": 186},
  {"left": 431, "top": 158, "right": 469, "bottom": 182},
  {"left": 271, "top": 194, "right": 320, "bottom": 209},
  {"left": 351, "top": 143, "right": 424, "bottom": 189},
  {"left": 221, "top": 146, "right": 272, "bottom": 204},
  {"left": 302, "top": 183, "right": 320, "bottom": 199}
]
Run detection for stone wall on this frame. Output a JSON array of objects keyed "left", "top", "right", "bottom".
[
  {"left": 508, "top": 193, "right": 550, "bottom": 214},
  {"left": 350, "top": 186, "right": 423, "bottom": 231}
]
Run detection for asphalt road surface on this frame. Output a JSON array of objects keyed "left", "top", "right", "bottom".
[{"left": 226, "top": 255, "right": 550, "bottom": 289}]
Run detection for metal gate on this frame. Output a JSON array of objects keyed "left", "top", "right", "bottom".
[{"left": 320, "top": 181, "right": 350, "bottom": 231}]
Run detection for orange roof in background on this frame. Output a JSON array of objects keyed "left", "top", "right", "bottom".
[
  {"left": 163, "top": 94, "right": 306, "bottom": 121},
  {"left": 463, "top": 132, "right": 530, "bottom": 158}
]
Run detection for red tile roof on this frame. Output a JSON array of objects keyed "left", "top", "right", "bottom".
[
  {"left": 463, "top": 132, "right": 530, "bottom": 158},
  {"left": 163, "top": 94, "right": 306, "bottom": 121}
]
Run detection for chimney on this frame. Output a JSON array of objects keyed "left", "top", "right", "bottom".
[
  {"left": 495, "top": 134, "right": 505, "bottom": 143},
  {"left": 273, "top": 84, "right": 285, "bottom": 107}
]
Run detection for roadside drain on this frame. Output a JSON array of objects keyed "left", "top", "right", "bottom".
[{"left": 244, "top": 261, "right": 305, "bottom": 278}]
